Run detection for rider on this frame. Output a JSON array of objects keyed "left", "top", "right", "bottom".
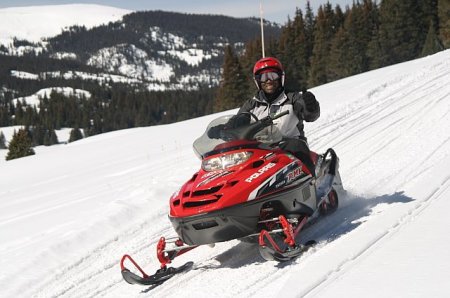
[{"left": 236, "top": 57, "right": 320, "bottom": 176}]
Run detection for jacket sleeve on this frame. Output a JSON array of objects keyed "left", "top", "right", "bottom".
[
  {"left": 237, "top": 98, "right": 256, "bottom": 114},
  {"left": 294, "top": 91, "right": 320, "bottom": 122}
]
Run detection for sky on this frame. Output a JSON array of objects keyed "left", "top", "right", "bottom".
[{"left": 0, "top": 0, "right": 355, "bottom": 24}]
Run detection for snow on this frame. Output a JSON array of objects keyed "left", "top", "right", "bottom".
[
  {"left": 0, "top": 4, "right": 131, "bottom": 45},
  {"left": 167, "top": 48, "right": 211, "bottom": 66},
  {"left": 150, "top": 26, "right": 187, "bottom": 49},
  {"left": 87, "top": 44, "right": 174, "bottom": 82},
  {"left": 45, "top": 70, "right": 143, "bottom": 86},
  {"left": 12, "top": 87, "right": 91, "bottom": 108},
  {"left": 50, "top": 52, "right": 78, "bottom": 60},
  {"left": 10, "top": 70, "right": 39, "bottom": 80},
  {"left": 0, "top": 49, "right": 449, "bottom": 297}
]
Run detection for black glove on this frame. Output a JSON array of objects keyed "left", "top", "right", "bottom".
[
  {"left": 207, "top": 124, "right": 226, "bottom": 139},
  {"left": 207, "top": 114, "right": 251, "bottom": 139},
  {"left": 226, "top": 114, "right": 250, "bottom": 129},
  {"left": 303, "top": 91, "right": 318, "bottom": 112}
]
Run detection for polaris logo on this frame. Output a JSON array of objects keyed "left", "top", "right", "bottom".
[{"left": 245, "top": 163, "right": 276, "bottom": 183}]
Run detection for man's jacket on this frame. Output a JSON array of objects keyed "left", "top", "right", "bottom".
[{"left": 238, "top": 90, "right": 320, "bottom": 139}]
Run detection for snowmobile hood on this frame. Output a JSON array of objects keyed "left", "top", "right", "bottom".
[{"left": 169, "top": 147, "right": 308, "bottom": 217}]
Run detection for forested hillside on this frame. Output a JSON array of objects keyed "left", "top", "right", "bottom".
[
  {"left": 215, "top": 0, "right": 448, "bottom": 110},
  {"left": 0, "top": 10, "right": 281, "bottom": 151}
]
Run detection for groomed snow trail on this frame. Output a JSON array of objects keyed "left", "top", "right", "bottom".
[{"left": 3, "top": 51, "right": 449, "bottom": 297}]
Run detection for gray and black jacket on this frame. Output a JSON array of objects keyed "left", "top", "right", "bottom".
[{"left": 238, "top": 90, "right": 320, "bottom": 139}]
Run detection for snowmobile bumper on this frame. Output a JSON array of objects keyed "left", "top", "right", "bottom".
[{"left": 169, "top": 183, "right": 315, "bottom": 245}]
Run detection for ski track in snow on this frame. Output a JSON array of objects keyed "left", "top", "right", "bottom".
[
  {"left": 298, "top": 178, "right": 450, "bottom": 298},
  {"left": 279, "top": 57, "right": 450, "bottom": 298},
  {"left": 6, "top": 52, "right": 449, "bottom": 297}
]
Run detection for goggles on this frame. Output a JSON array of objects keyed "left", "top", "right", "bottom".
[{"left": 255, "top": 71, "right": 280, "bottom": 83}]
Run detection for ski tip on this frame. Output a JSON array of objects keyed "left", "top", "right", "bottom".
[{"left": 121, "top": 261, "right": 195, "bottom": 286}]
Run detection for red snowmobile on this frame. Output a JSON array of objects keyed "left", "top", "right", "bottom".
[{"left": 120, "top": 111, "right": 344, "bottom": 285}]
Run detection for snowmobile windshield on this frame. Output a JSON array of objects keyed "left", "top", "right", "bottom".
[{"left": 193, "top": 114, "right": 283, "bottom": 159}]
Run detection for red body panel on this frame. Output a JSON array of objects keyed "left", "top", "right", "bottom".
[{"left": 169, "top": 145, "right": 311, "bottom": 218}]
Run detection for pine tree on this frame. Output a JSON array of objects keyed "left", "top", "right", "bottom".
[
  {"left": 279, "top": 9, "right": 309, "bottom": 91},
  {"left": 50, "top": 129, "right": 59, "bottom": 145},
  {"left": 30, "top": 125, "right": 45, "bottom": 146},
  {"left": 422, "top": 0, "right": 440, "bottom": 36},
  {"left": 304, "top": 1, "right": 316, "bottom": 62},
  {"left": 43, "top": 128, "right": 59, "bottom": 146},
  {"left": 14, "top": 101, "right": 24, "bottom": 125},
  {"left": 308, "top": 6, "right": 328, "bottom": 87},
  {"left": 278, "top": 18, "right": 296, "bottom": 89},
  {"left": 0, "top": 131, "right": 6, "bottom": 149},
  {"left": 240, "top": 39, "right": 264, "bottom": 98},
  {"left": 421, "top": 20, "right": 444, "bottom": 56},
  {"left": 328, "top": 24, "right": 350, "bottom": 81},
  {"left": 308, "top": 4, "right": 340, "bottom": 87},
  {"left": 265, "top": 36, "right": 280, "bottom": 58},
  {"left": 328, "top": 1, "right": 378, "bottom": 80},
  {"left": 375, "top": 0, "right": 427, "bottom": 67},
  {"left": 43, "top": 132, "right": 51, "bottom": 146},
  {"left": 0, "top": 104, "right": 11, "bottom": 126},
  {"left": 214, "top": 45, "right": 250, "bottom": 112},
  {"left": 5, "top": 129, "right": 35, "bottom": 161},
  {"left": 69, "top": 127, "right": 83, "bottom": 143},
  {"left": 438, "top": 0, "right": 450, "bottom": 48},
  {"left": 358, "top": 0, "right": 379, "bottom": 68}
]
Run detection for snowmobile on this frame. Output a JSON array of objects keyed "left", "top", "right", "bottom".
[{"left": 120, "top": 110, "right": 344, "bottom": 286}]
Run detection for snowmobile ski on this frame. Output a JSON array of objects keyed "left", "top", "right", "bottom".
[
  {"left": 258, "top": 215, "right": 315, "bottom": 262},
  {"left": 259, "top": 240, "right": 316, "bottom": 262},
  {"left": 121, "top": 254, "right": 193, "bottom": 286}
]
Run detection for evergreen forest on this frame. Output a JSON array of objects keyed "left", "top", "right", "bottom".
[{"left": 215, "top": 0, "right": 448, "bottom": 111}]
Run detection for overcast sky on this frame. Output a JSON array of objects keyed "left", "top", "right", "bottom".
[{"left": 0, "top": 0, "right": 355, "bottom": 24}]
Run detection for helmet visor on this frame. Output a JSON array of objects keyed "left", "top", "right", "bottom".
[{"left": 255, "top": 71, "right": 280, "bottom": 83}]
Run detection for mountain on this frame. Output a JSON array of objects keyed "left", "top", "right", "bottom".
[
  {"left": 0, "top": 5, "right": 281, "bottom": 95},
  {"left": 1, "top": 49, "right": 449, "bottom": 297},
  {"left": 0, "top": 5, "right": 282, "bottom": 138},
  {"left": 0, "top": 4, "right": 131, "bottom": 45}
]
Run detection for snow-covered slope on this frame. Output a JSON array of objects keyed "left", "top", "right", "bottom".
[
  {"left": 0, "top": 4, "right": 131, "bottom": 45},
  {"left": 0, "top": 50, "right": 449, "bottom": 297}
]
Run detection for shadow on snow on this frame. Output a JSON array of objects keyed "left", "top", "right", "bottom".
[{"left": 213, "top": 190, "right": 413, "bottom": 269}]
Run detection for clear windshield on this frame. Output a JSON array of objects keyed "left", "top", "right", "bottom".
[{"left": 193, "top": 115, "right": 283, "bottom": 159}]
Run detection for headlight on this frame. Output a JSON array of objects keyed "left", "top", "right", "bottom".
[{"left": 202, "top": 152, "right": 252, "bottom": 171}]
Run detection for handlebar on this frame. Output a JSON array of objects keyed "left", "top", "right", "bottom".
[
  {"left": 256, "top": 109, "right": 289, "bottom": 127},
  {"left": 241, "top": 110, "right": 289, "bottom": 140},
  {"left": 208, "top": 110, "right": 290, "bottom": 141},
  {"left": 272, "top": 110, "right": 290, "bottom": 120}
]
